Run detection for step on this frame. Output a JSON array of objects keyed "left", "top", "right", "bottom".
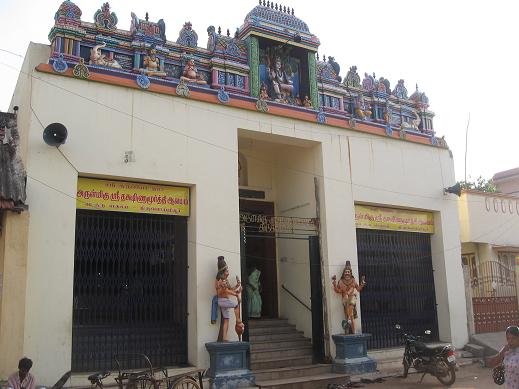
[
  {"left": 251, "top": 345, "right": 313, "bottom": 361},
  {"left": 374, "top": 357, "right": 402, "bottom": 371},
  {"left": 248, "top": 319, "right": 289, "bottom": 327},
  {"left": 456, "top": 349, "right": 474, "bottom": 358},
  {"left": 255, "top": 372, "right": 349, "bottom": 389},
  {"left": 251, "top": 338, "right": 311, "bottom": 351},
  {"left": 252, "top": 364, "right": 332, "bottom": 381},
  {"left": 249, "top": 324, "right": 297, "bottom": 335},
  {"left": 251, "top": 355, "right": 314, "bottom": 370},
  {"left": 249, "top": 330, "right": 305, "bottom": 342},
  {"left": 464, "top": 343, "right": 486, "bottom": 357},
  {"left": 368, "top": 347, "right": 404, "bottom": 361}
]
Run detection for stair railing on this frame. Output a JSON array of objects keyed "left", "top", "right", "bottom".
[{"left": 281, "top": 284, "right": 311, "bottom": 312}]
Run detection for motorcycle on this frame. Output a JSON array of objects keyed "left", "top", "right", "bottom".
[{"left": 396, "top": 324, "right": 457, "bottom": 386}]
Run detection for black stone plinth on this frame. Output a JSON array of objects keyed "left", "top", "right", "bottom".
[
  {"left": 332, "top": 334, "right": 377, "bottom": 374},
  {"left": 205, "top": 342, "right": 255, "bottom": 389}
]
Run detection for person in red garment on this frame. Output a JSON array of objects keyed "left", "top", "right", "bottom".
[{"left": 7, "top": 358, "right": 35, "bottom": 389}]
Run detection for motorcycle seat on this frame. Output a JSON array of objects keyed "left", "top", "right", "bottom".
[{"left": 414, "top": 342, "right": 447, "bottom": 356}]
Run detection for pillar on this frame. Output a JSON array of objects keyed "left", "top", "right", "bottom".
[
  {"left": 0, "top": 212, "right": 29, "bottom": 377},
  {"left": 134, "top": 52, "right": 141, "bottom": 70},
  {"left": 307, "top": 52, "right": 318, "bottom": 109},
  {"left": 247, "top": 36, "right": 260, "bottom": 98}
]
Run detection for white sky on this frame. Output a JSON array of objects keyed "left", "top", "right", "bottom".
[{"left": 1, "top": 0, "right": 517, "bottom": 181}]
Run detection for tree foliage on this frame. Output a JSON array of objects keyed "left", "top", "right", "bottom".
[{"left": 457, "top": 176, "right": 498, "bottom": 193}]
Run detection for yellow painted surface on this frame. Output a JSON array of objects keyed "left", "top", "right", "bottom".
[
  {"left": 460, "top": 191, "right": 519, "bottom": 246},
  {"left": 355, "top": 204, "right": 434, "bottom": 234},
  {"left": 0, "top": 212, "right": 29, "bottom": 379},
  {"left": 76, "top": 177, "right": 190, "bottom": 216}
]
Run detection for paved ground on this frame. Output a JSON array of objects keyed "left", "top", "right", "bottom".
[
  {"left": 357, "top": 363, "right": 494, "bottom": 388},
  {"left": 471, "top": 331, "right": 506, "bottom": 354}
]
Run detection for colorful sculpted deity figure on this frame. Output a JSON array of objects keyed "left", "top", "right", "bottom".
[
  {"left": 384, "top": 103, "right": 392, "bottom": 124},
  {"left": 246, "top": 268, "right": 262, "bottom": 318},
  {"left": 327, "top": 56, "right": 342, "bottom": 82},
  {"left": 130, "top": 12, "right": 139, "bottom": 34},
  {"left": 180, "top": 58, "right": 207, "bottom": 84},
  {"left": 362, "top": 72, "right": 375, "bottom": 91},
  {"left": 344, "top": 66, "right": 361, "bottom": 88},
  {"left": 303, "top": 95, "right": 313, "bottom": 108},
  {"left": 377, "top": 77, "right": 390, "bottom": 94},
  {"left": 268, "top": 56, "right": 293, "bottom": 101},
  {"left": 392, "top": 79, "right": 409, "bottom": 99},
  {"left": 94, "top": 3, "right": 118, "bottom": 30},
  {"left": 206, "top": 25, "right": 217, "bottom": 52},
  {"left": 89, "top": 42, "right": 121, "bottom": 68},
  {"left": 259, "top": 83, "right": 270, "bottom": 100},
  {"left": 354, "top": 95, "right": 371, "bottom": 120},
  {"left": 332, "top": 261, "right": 366, "bottom": 334},
  {"left": 142, "top": 46, "right": 167, "bottom": 77},
  {"left": 213, "top": 256, "right": 244, "bottom": 341},
  {"left": 400, "top": 110, "right": 421, "bottom": 131}
]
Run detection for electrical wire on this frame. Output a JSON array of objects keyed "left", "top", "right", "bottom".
[
  {"left": 0, "top": 60, "right": 489, "bottom": 206},
  {"left": 2, "top": 56, "right": 517, "bottom": 267}
]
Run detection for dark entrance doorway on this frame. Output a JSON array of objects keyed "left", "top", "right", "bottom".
[
  {"left": 72, "top": 210, "right": 188, "bottom": 372},
  {"left": 239, "top": 206, "right": 325, "bottom": 362},
  {"left": 239, "top": 200, "right": 278, "bottom": 319},
  {"left": 357, "top": 228, "right": 439, "bottom": 349}
]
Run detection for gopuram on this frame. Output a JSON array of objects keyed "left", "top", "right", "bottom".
[{"left": 43, "top": 0, "right": 442, "bottom": 146}]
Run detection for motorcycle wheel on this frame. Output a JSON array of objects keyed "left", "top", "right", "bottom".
[
  {"left": 402, "top": 357, "right": 410, "bottom": 378},
  {"left": 435, "top": 362, "right": 456, "bottom": 386}
]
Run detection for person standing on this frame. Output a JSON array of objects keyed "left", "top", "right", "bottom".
[
  {"left": 490, "top": 326, "right": 519, "bottom": 388},
  {"left": 7, "top": 358, "right": 35, "bottom": 389}
]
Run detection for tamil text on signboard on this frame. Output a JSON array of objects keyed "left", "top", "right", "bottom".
[
  {"left": 355, "top": 204, "right": 434, "bottom": 234},
  {"left": 76, "top": 178, "right": 189, "bottom": 216}
]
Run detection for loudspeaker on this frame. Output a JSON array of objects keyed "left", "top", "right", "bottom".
[
  {"left": 43, "top": 123, "right": 68, "bottom": 147},
  {"left": 444, "top": 182, "right": 462, "bottom": 197},
  {"left": 292, "top": 33, "right": 302, "bottom": 43}
]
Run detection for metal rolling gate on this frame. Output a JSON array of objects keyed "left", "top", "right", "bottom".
[
  {"left": 357, "top": 228, "right": 439, "bottom": 349},
  {"left": 72, "top": 210, "right": 188, "bottom": 372}
]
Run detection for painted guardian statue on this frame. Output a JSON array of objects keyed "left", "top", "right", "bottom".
[
  {"left": 332, "top": 260, "right": 366, "bottom": 334},
  {"left": 211, "top": 256, "right": 245, "bottom": 341}
]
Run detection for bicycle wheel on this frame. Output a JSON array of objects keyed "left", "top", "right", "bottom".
[{"left": 171, "top": 377, "right": 201, "bottom": 389}]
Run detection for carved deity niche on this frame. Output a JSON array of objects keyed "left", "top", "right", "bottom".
[
  {"left": 238, "top": 152, "right": 248, "bottom": 187},
  {"left": 257, "top": 38, "right": 308, "bottom": 105}
]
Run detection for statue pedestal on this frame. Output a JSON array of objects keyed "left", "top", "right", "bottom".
[
  {"left": 205, "top": 342, "right": 255, "bottom": 389},
  {"left": 331, "top": 334, "right": 377, "bottom": 374}
]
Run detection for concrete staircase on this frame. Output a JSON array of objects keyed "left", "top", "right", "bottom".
[{"left": 248, "top": 318, "right": 349, "bottom": 389}]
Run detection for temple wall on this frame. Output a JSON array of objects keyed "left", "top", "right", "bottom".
[{"left": 4, "top": 42, "right": 467, "bottom": 384}]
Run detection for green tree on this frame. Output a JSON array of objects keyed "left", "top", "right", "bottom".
[{"left": 457, "top": 176, "right": 498, "bottom": 192}]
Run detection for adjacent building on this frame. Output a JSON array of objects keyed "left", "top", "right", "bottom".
[
  {"left": 0, "top": 1, "right": 467, "bottom": 384},
  {"left": 494, "top": 167, "right": 519, "bottom": 196},
  {"left": 459, "top": 169, "right": 519, "bottom": 335}
]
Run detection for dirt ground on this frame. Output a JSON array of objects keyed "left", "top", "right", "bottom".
[{"left": 359, "top": 363, "right": 495, "bottom": 389}]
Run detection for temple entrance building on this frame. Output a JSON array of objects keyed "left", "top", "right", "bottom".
[{"left": 0, "top": 1, "right": 467, "bottom": 385}]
